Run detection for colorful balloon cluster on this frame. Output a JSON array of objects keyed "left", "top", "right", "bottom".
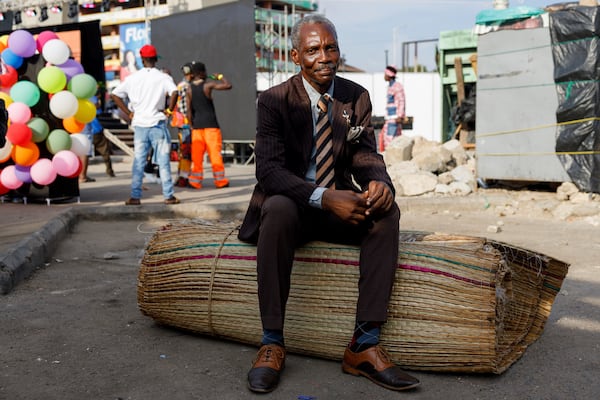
[{"left": 0, "top": 29, "right": 98, "bottom": 195}]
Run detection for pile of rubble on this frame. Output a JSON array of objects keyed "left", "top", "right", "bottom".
[
  {"left": 384, "top": 136, "right": 476, "bottom": 197},
  {"left": 383, "top": 135, "right": 600, "bottom": 225}
]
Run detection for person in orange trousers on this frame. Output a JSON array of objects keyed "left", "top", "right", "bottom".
[
  {"left": 190, "top": 127, "right": 228, "bottom": 187},
  {"left": 188, "top": 61, "right": 231, "bottom": 189}
]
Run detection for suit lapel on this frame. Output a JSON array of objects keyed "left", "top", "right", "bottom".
[
  {"left": 331, "top": 78, "right": 353, "bottom": 157},
  {"left": 290, "top": 75, "right": 314, "bottom": 165}
]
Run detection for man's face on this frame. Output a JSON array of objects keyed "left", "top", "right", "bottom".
[{"left": 291, "top": 22, "right": 340, "bottom": 93}]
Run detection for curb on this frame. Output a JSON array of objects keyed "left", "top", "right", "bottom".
[
  {"left": 0, "top": 202, "right": 250, "bottom": 295},
  {"left": 0, "top": 209, "right": 77, "bottom": 295}
]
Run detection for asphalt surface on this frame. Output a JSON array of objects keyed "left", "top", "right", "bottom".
[{"left": 1, "top": 155, "right": 599, "bottom": 399}]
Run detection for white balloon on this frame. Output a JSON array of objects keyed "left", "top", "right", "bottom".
[
  {"left": 42, "top": 39, "right": 71, "bottom": 65},
  {"left": 69, "top": 133, "right": 91, "bottom": 157},
  {"left": 49, "top": 90, "right": 78, "bottom": 119}
]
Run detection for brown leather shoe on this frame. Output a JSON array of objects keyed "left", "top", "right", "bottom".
[
  {"left": 125, "top": 198, "right": 141, "bottom": 206},
  {"left": 247, "top": 344, "right": 286, "bottom": 393},
  {"left": 342, "top": 345, "right": 420, "bottom": 391},
  {"left": 164, "top": 196, "right": 180, "bottom": 205}
]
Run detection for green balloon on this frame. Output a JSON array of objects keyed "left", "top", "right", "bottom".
[
  {"left": 67, "top": 73, "right": 97, "bottom": 99},
  {"left": 46, "top": 129, "right": 72, "bottom": 154},
  {"left": 10, "top": 80, "right": 41, "bottom": 107},
  {"left": 28, "top": 117, "right": 50, "bottom": 143},
  {"left": 37, "top": 66, "right": 67, "bottom": 94}
]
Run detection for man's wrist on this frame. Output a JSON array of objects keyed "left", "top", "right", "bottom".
[{"left": 309, "top": 187, "right": 328, "bottom": 209}]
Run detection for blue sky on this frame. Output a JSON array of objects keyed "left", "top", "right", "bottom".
[{"left": 317, "top": 0, "right": 553, "bottom": 72}]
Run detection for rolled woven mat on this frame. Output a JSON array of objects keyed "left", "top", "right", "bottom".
[{"left": 138, "top": 220, "right": 569, "bottom": 374}]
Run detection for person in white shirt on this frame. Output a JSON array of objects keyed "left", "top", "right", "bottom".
[{"left": 110, "top": 44, "right": 180, "bottom": 205}]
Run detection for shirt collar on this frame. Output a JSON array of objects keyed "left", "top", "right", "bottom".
[{"left": 301, "top": 76, "right": 334, "bottom": 108}]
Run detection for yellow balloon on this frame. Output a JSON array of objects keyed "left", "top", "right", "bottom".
[
  {"left": 0, "top": 35, "right": 9, "bottom": 46},
  {"left": 74, "top": 99, "right": 96, "bottom": 124},
  {"left": 0, "top": 91, "right": 13, "bottom": 107}
]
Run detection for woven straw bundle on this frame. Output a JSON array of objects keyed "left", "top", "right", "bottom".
[{"left": 138, "top": 220, "right": 568, "bottom": 374}]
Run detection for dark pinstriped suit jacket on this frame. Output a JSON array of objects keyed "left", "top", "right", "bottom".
[{"left": 238, "top": 73, "right": 395, "bottom": 243}]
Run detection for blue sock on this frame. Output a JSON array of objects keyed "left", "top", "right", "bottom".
[
  {"left": 261, "top": 329, "right": 284, "bottom": 347},
  {"left": 349, "top": 321, "right": 381, "bottom": 352}
]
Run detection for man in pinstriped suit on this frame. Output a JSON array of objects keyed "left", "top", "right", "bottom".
[{"left": 239, "top": 14, "right": 420, "bottom": 394}]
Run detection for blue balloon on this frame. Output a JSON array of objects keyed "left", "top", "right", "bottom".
[
  {"left": 14, "top": 165, "right": 33, "bottom": 183},
  {"left": 1, "top": 48, "right": 24, "bottom": 69}
]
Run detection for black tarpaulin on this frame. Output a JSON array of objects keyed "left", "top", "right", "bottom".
[{"left": 550, "top": 6, "right": 600, "bottom": 193}]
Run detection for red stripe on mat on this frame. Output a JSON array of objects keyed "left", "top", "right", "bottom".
[{"left": 148, "top": 254, "right": 493, "bottom": 288}]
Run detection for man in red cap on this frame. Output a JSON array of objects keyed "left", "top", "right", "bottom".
[{"left": 110, "top": 44, "right": 180, "bottom": 205}]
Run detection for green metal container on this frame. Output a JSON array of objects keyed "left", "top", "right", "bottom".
[{"left": 438, "top": 29, "right": 478, "bottom": 141}]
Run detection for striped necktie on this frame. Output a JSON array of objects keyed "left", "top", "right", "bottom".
[{"left": 315, "top": 93, "right": 335, "bottom": 188}]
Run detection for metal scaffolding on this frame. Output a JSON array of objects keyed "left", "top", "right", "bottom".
[{"left": 255, "top": 2, "right": 316, "bottom": 87}]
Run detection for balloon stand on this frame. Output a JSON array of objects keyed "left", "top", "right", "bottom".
[
  {"left": 1, "top": 194, "right": 81, "bottom": 206},
  {"left": 0, "top": 175, "right": 81, "bottom": 205},
  {"left": 0, "top": 195, "right": 27, "bottom": 204},
  {"left": 44, "top": 196, "right": 81, "bottom": 206}
]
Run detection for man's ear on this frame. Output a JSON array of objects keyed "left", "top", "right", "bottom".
[{"left": 290, "top": 49, "right": 299, "bottom": 65}]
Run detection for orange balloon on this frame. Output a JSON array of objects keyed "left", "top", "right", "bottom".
[
  {"left": 11, "top": 141, "right": 40, "bottom": 166},
  {"left": 63, "top": 116, "right": 85, "bottom": 133}
]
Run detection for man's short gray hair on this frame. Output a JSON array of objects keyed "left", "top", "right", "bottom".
[{"left": 291, "top": 14, "right": 338, "bottom": 50}]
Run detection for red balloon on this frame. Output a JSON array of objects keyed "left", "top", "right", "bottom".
[
  {"left": 0, "top": 65, "right": 18, "bottom": 88},
  {"left": 0, "top": 176, "right": 9, "bottom": 195},
  {"left": 6, "top": 122, "right": 32, "bottom": 146}
]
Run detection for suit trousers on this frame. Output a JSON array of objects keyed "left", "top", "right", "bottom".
[{"left": 257, "top": 194, "right": 400, "bottom": 331}]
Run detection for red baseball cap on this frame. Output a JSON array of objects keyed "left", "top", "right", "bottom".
[{"left": 139, "top": 44, "right": 158, "bottom": 58}]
